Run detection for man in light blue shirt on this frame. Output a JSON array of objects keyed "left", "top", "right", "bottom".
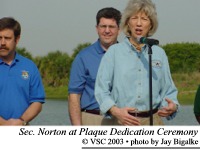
[{"left": 95, "top": 0, "right": 179, "bottom": 125}]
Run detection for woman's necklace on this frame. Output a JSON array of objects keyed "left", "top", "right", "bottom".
[
  {"left": 131, "top": 42, "right": 142, "bottom": 51},
  {"left": 129, "top": 37, "right": 143, "bottom": 51}
]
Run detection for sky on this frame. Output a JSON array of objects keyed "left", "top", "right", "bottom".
[{"left": 1, "top": 0, "right": 200, "bottom": 57}]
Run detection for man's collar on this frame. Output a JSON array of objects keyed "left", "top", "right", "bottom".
[
  {"left": 96, "top": 39, "right": 106, "bottom": 54},
  {"left": 0, "top": 52, "right": 20, "bottom": 65}
]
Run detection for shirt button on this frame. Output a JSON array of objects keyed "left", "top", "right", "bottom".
[
  {"left": 138, "top": 69, "right": 141, "bottom": 72},
  {"left": 138, "top": 96, "right": 141, "bottom": 98},
  {"left": 138, "top": 83, "right": 141, "bottom": 85}
]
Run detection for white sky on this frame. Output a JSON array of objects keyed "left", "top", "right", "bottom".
[{"left": 1, "top": 0, "right": 200, "bottom": 57}]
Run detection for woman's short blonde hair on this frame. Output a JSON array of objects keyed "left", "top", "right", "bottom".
[{"left": 121, "top": 0, "right": 158, "bottom": 37}]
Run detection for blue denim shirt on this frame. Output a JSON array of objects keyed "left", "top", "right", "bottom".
[
  {"left": 68, "top": 40, "right": 105, "bottom": 110},
  {"left": 95, "top": 37, "right": 179, "bottom": 119}
]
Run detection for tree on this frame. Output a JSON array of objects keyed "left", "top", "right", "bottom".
[
  {"left": 71, "top": 42, "right": 91, "bottom": 60},
  {"left": 162, "top": 42, "right": 200, "bottom": 73},
  {"left": 38, "top": 51, "right": 71, "bottom": 87},
  {"left": 16, "top": 47, "right": 33, "bottom": 60}
]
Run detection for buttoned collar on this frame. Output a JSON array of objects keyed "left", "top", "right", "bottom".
[
  {"left": 0, "top": 52, "right": 20, "bottom": 65},
  {"left": 95, "top": 39, "right": 106, "bottom": 54}
]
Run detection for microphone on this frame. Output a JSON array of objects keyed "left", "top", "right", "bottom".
[{"left": 137, "top": 37, "right": 159, "bottom": 46}]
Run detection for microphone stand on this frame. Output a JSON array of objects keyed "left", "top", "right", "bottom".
[
  {"left": 138, "top": 36, "right": 159, "bottom": 125},
  {"left": 148, "top": 45, "right": 153, "bottom": 126}
]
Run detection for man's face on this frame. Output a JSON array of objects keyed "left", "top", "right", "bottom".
[
  {"left": 96, "top": 18, "right": 120, "bottom": 51},
  {"left": 0, "top": 29, "right": 19, "bottom": 62}
]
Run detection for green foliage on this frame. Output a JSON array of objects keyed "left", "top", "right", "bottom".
[
  {"left": 26, "top": 43, "right": 90, "bottom": 88},
  {"left": 16, "top": 47, "right": 33, "bottom": 60},
  {"left": 69, "top": 43, "right": 91, "bottom": 68},
  {"left": 71, "top": 43, "right": 91, "bottom": 59},
  {"left": 17, "top": 42, "right": 200, "bottom": 103},
  {"left": 162, "top": 42, "right": 200, "bottom": 73},
  {"left": 37, "top": 51, "right": 71, "bottom": 87},
  {"left": 172, "top": 72, "right": 200, "bottom": 105},
  {"left": 44, "top": 85, "right": 68, "bottom": 99}
]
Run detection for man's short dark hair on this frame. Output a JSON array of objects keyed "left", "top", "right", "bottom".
[
  {"left": 0, "top": 17, "right": 21, "bottom": 39},
  {"left": 96, "top": 7, "right": 121, "bottom": 27}
]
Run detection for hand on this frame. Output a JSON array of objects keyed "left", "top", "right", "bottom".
[
  {"left": 109, "top": 106, "right": 140, "bottom": 126},
  {"left": 157, "top": 98, "right": 177, "bottom": 117}
]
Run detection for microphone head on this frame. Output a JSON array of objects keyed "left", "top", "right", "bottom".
[
  {"left": 137, "top": 36, "right": 143, "bottom": 43},
  {"left": 137, "top": 36, "right": 147, "bottom": 44},
  {"left": 137, "top": 36, "right": 159, "bottom": 46}
]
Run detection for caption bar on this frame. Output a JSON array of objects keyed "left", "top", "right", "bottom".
[{"left": 1, "top": 126, "right": 200, "bottom": 150}]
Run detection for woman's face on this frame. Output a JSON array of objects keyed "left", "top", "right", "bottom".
[{"left": 128, "top": 11, "right": 152, "bottom": 39}]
